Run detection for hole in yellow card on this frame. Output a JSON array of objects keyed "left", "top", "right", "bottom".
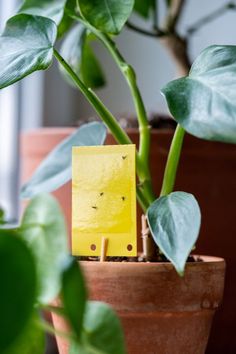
[{"left": 72, "top": 144, "right": 137, "bottom": 257}]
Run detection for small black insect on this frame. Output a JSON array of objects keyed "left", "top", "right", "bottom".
[
  {"left": 121, "top": 196, "right": 126, "bottom": 201},
  {"left": 100, "top": 192, "right": 104, "bottom": 196},
  {"left": 92, "top": 206, "right": 98, "bottom": 210},
  {"left": 122, "top": 155, "right": 127, "bottom": 160}
]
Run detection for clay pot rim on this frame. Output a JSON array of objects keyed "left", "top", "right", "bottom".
[{"left": 80, "top": 255, "right": 225, "bottom": 269}]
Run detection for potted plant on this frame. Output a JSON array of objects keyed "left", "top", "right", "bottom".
[
  {"left": 0, "top": 194, "right": 126, "bottom": 354},
  {"left": 2, "top": 1, "right": 236, "bottom": 353}
]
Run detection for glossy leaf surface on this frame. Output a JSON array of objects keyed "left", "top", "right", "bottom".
[
  {"left": 19, "top": 0, "right": 67, "bottom": 24},
  {"left": 162, "top": 45, "right": 236, "bottom": 144},
  {"left": 21, "top": 122, "right": 107, "bottom": 199},
  {"left": 147, "top": 192, "right": 201, "bottom": 274},
  {"left": 0, "top": 14, "right": 56, "bottom": 89},
  {"left": 20, "top": 194, "right": 68, "bottom": 304},
  {"left": 78, "top": 0, "right": 134, "bottom": 34},
  {"left": 70, "top": 302, "right": 127, "bottom": 354},
  {"left": 62, "top": 258, "right": 87, "bottom": 338},
  {"left": 0, "top": 230, "right": 36, "bottom": 352}
]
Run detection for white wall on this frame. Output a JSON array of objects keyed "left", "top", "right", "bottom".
[{"left": 43, "top": 0, "right": 236, "bottom": 125}]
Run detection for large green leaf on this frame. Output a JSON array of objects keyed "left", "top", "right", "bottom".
[
  {"left": 0, "top": 14, "right": 57, "bottom": 89},
  {"left": 62, "top": 258, "right": 87, "bottom": 339},
  {"left": 0, "top": 230, "right": 36, "bottom": 352},
  {"left": 19, "top": 0, "right": 67, "bottom": 24},
  {"left": 57, "top": 0, "right": 77, "bottom": 38},
  {"left": 78, "top": 0, "right": 134, "bottom": 34},
  {"left": 147, "top": 192, "right": 201, "bottom": 275},
  {"left": 4, "top": 313, "right": 45, "bottom": 354},
  {"left": 20, "top": 194, "right": 68, "bottom": 304},
  {"left": 21, "top": 122, "right": 107, "bottom": 199},
  {"left": 70, "top": 302, "right": 127, "bottom": 354},
  {"left": 19, "top": 0, "right": 77, "bottom": 37},
  {"left": 162, "top": 45, "right": 236, "bottom": 144},
  {"left": 60, "top": 24, "right": 105, "bottom": 88},
  {"left": 133, "top": 0, "right": 155, "bottom": 18}
]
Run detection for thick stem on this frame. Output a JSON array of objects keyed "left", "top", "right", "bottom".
[
  {"left": 65, "top": 11, "right": 156, "bottom": 203},
  {"left": 160, "top": 33, "right": 191, "bottom": 76},
  {"left": 161, "top": 0, "right": 190, "bottom": 76},
  {"left": 160, "top": 124, "right": 185, "bottom": 197},
  {"left": 164, "top": 0, "right": 186, "bottom": 32},
  {"left": 54, "top": 49, "right": 132, "bottom": 146},
  {"left": 54, "top": 49, "right": 152, "bottom": 211}
]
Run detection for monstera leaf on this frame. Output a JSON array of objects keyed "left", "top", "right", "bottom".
[
  {"left": 20, "top": 194, "right": 68, "bottom": 304},
  {"left": 70, "top": 302, "right": 127, "bottom": 354},
  {"left": 21, "top": 122, "right": 107, "bottom": 198},
  {"left": 62, "top": 258, "right": 87, "bottom": 339},
  {"left": 0, "top": 14, "right": 56, "bottom": 89},
  {"left": 19, "top": 0, "right": 77, "bottom": 37},
  {"left": 60, "top": 24, "right": 105, "bottom": 88},
  {"left": 147, "top": 192, "right": 201, "bottom": 275},
  {"left": 162, "top": 45, "right": 236, "bottom": 144},
  {"left": 19, "top": 0, "right": 67, "bottom": 24},
  {"left": 78, "top": 0, "right": 134, "bottom": 34}
]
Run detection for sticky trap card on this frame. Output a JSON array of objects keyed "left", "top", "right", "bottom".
[{"left": 72, "top": 144, "right": 137, "bottom": 257}]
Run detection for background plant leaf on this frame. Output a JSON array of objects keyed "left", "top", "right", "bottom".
[
  {"left": 21, "top": 122, "right": 107, "bottom": 199},
  {"left": 70, "top": 301, "right": 127, "bottom": 354},
  {"left": 60, "top": 24, "right": 105, "bottom": 88},
  {"left": 0, "top": 230, "right": 36, "bottom": 352},
  {"left": 162, "top": 45, "right": 236, "bottom": 144},
  {"left": 81, "top": 35, "right": 106, "bottom": 88},
  {"left": 147, "top": 192, "right": 201, "bottom": 275},
  {"left": 19, "top": 0, "right": 67, "bottom": 24},
  {"left": 78, "top": 0, "right": 134, "bottom": 34},
  {"left": 62, "top": 258, "right": 87, "bottom": 339},
  {"left": 133, "top": 0, "right": 155, "bottom": 18},
  {"left": 57, "top": 0, "right": 77, "bottom": 38},
  {"left": 0, "top": 14, "right": 57, "bottom": 89},
  {"left": 20, "top": 194, "right": 68, "bottom": 304},
  {"left": 3, "top": 312, "right": 45, "bottom": 354}
]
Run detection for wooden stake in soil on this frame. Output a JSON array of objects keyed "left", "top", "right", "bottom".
[
  {"left": 141, "top": 215, "right": 156, "bottom": 261},
  {"left": 100, "top": 237, "right": 108, "bottom": 262}
]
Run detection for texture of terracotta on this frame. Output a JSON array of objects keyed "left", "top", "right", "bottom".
[
  {"left": 51, "top": 257, "right": 225, "bottom": 354},
  {"left": 21, "top": 128, "right": 236, "bottom": 353}
]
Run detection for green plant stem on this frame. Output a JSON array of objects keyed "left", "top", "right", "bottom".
[
  {"left": 54, "top": 48, "right": 151, "bottom": 211},
  {"left": 41, "top": 304, "right": 65, "bottom": 316},
  {"left": 34, "top": 317, "right": 74, "bottom": 341},
  {"left": 160, "top": 124, "right": 185, "bottom": 196},
  {"left": 65, "top": 11, "right": 156, "bottom": 204},
  {"left": 67, "top": 12, "right": 150, "bottom": 158},
  {"left": 54, "top": 49, "right": 131, "bottom": 146},
  {"left": 137, "top": 187, "right": 149, "bottom": 212}
]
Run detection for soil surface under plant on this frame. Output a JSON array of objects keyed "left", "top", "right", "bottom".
[
  {"left": 77, "top": 114, "right": 177, "bottom": 130},
  {"left": 77, "top": 255, "right": 202, "bottom": 263}
]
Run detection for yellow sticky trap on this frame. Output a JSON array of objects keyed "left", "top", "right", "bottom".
[{"left": 72, "top": 145, "right": 137, "bottom": 257}]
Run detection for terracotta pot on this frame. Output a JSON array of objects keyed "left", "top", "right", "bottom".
[
  {"left": 21, "top": 128, "right": 236, "bottom": 353},
  {"left": 51, "top": 256, "right": 225, "bottom": 354}
]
